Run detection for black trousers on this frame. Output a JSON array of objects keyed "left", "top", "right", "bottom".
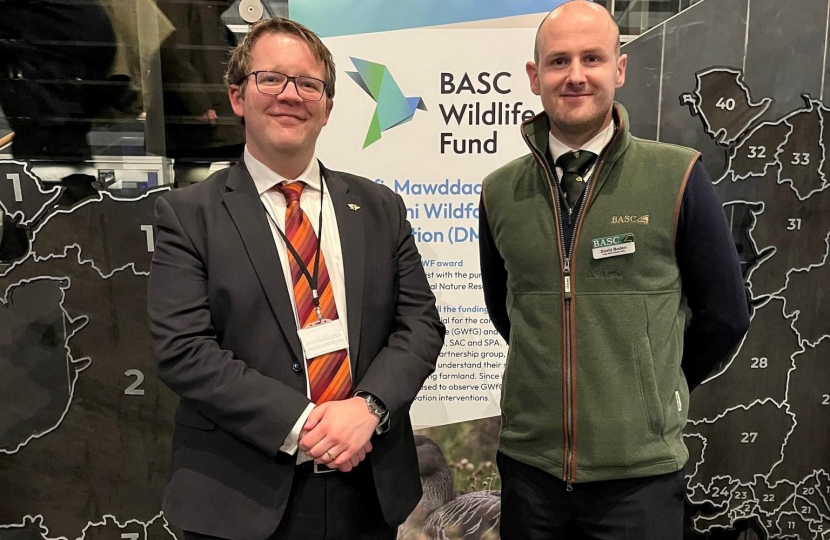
[
  {"left": 184, "top": 461, "right": 395, "bottom": 540},
  {"left": 497, "top": 451, "right": 685, "bottom": 540}
]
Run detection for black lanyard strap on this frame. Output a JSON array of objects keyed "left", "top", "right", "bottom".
[{"left": 263, "top": 180, "right": 327, "bottom": 319}]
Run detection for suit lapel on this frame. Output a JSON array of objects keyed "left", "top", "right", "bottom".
[
  {"left": 322, "top": 164, "right": 365, "bottom": 366},
  {"left": 221, "top": 162, "right": 303, "bottom": 363}
]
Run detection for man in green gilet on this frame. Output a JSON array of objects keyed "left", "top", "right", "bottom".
[{"left": 479, "top": 2, "right": 750, "bottom": 538}]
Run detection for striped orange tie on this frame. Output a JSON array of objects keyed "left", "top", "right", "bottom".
[{"left": 276, "top": 181, "right": 353, "bottom": 404}]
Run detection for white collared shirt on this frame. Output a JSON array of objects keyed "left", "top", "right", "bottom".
[
  {"left": 246, "top": 147, "right": 349, "bottom": 463},
  {"left": 548, "top": 120, "right": 615, "bottom": 182}
]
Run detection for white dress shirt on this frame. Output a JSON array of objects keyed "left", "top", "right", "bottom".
[
  {"left": 246, "top": 147, "right": 349, "bottom": 463},
  {"left": 548, "top": 120, "right": 615, "bottom": 182}
]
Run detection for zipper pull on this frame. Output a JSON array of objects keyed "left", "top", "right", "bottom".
[
  {"left": 563, "top": 257, "right": 572, "bottom": 300},
  {"left": 566, "top": 481, "right": 573, "bottom": 492}
]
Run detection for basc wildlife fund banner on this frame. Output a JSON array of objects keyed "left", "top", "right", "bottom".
[{"left": 316, "top": 28, "right": 540, "bottom": 429}]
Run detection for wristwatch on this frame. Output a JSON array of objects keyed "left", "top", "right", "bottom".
[{"left": 361, "top": 393, "right": 388, "bottom": 420}]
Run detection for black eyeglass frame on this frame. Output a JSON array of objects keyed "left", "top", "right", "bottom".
[{"left": 240, "top": 70, "right": 328, "bottom": 101}]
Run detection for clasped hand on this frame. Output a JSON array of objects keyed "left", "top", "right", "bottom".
[{"left": 298, "top": 397, "right": 379, "bottom": 472}]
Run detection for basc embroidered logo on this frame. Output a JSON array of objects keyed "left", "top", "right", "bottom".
[
  {"left": 347, "top": 58, "right": 427, "bottom": 148},
  {"left": 611, "top": 214, "right": 650, "bottom": 225}
]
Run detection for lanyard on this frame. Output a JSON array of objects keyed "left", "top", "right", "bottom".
[{"left": 264, "top": 180, "right": 327, "bottom": 323}]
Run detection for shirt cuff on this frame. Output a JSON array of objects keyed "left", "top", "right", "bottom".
[
  {"left": 375, "top": 411, "right": 390, "bottom": 434},
  {"left": 279, "top": 402, "right": 315, "bottom": 455}
]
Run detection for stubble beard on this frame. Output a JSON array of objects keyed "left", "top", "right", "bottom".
[{"left": 548, "top": 97, "right": 609, "bottom": 140}]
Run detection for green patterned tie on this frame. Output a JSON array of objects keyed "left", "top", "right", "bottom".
[{"left": 556, "top": 150, "right": 597, "bottom": 211}]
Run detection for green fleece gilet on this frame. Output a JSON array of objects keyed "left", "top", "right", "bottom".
[{"left": 483, "top": 104, "right": 700, "bottom": 482}]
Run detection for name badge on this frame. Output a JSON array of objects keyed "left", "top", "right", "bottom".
[
  {"left": 592, "top": 233, "right": 635, "bottom": 259},
  {"left": 297, "top": 319, "right": 349, "bottom": 358}
]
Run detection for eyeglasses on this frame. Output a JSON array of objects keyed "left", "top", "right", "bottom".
[{"left": 242, "top": 70, "right": 327, "bottom": 101}]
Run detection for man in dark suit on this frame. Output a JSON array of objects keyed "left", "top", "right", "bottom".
[{"left": 147, "top": 18, "right": 445, "bottom": 540}]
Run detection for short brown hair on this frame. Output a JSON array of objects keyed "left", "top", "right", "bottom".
[{"left": 224, "top": 18, "right": 336, "bottom": 99}]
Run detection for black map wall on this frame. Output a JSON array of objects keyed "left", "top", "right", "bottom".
[
  {"left": 0, "top": 162, "right": 179, "bottom": 539},
  {"left": 617, "top": 0, "right": 830, "bottom": 538}
]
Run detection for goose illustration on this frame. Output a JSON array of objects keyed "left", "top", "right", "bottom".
[{"left": 398, "top": 435, "right": 501, "bottom": 540}]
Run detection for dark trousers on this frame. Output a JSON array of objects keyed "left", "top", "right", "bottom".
[
  {"left": 184, "top": 461, "right": 395, "bottom": 540},
  {"left": 497, "top": 451, "right": 685, "bottom": 540}
]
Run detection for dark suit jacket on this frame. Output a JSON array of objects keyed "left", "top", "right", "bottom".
[{"left": 147, "top": 159, "right": 445, "bottom": 540}]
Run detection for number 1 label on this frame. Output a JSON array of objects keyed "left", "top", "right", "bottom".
[
  {"left": 141, "top": 225, "right": 154, "bottom": 252},
  {"left": 7, "top": 173, "right": 22, "bottom": 202}
]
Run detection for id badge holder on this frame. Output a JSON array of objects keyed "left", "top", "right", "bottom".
[{"left": 297, "top": 318, "right": 348, "bottom": 358}]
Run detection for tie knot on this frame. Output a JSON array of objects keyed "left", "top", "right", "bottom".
[
  {"left": 276, "top": 181, "right": 306, "bottom": 204},
  {"left": 556, "top": 150, "right": 597, "bottom": 174}
]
